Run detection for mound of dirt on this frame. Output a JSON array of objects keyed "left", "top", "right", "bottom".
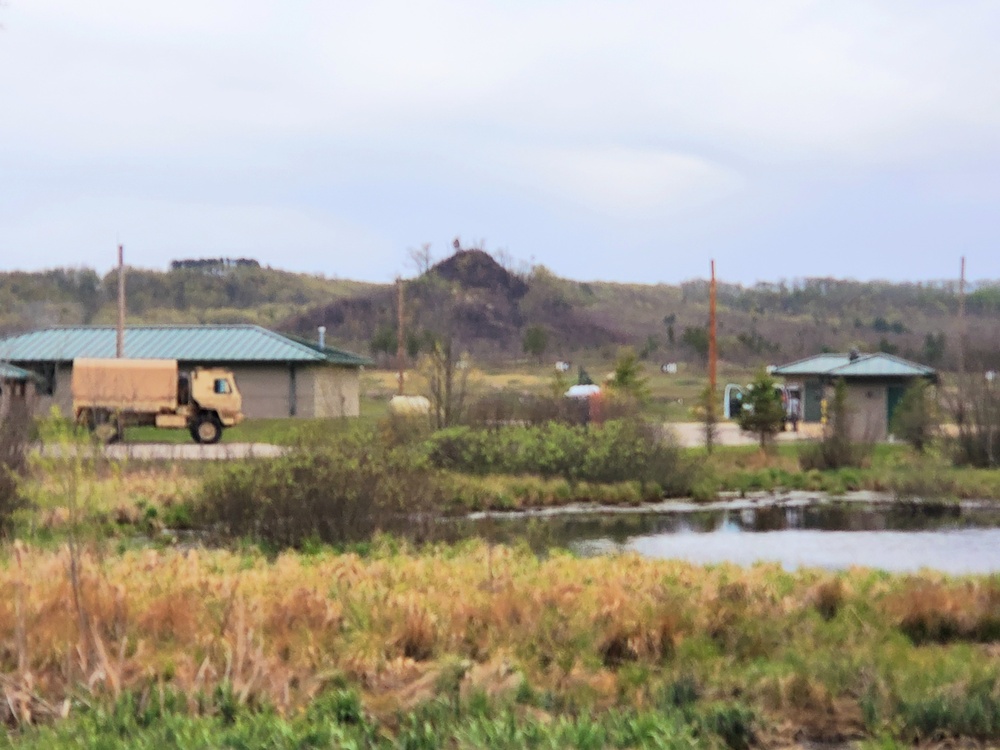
[
  {"left": 279, "top": 249, "right": 624, "bottom": 358},
  {"left": 431, "top": 250, "right": 529, "bottom": 299}
]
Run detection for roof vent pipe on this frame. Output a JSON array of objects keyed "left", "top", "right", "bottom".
[{"left": 318, "top": 326, "right": 326, "bottom": 349}]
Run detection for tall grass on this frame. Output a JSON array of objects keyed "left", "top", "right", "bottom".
[
  {"left": 3, "top": 687, "right": 754, "bottom": 749},
  {"left": 0, "top": 544, "right": 997, "bottom": 742},
  {"left": 889, "top": 579, "right": 1000, "bottom": 644}
]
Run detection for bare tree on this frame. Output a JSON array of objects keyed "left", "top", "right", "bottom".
[
  {"left": 950, "top": 373, "right": 1000, "bottom": 467},
  {"left": 424, "top": 337, "right": 471, "bottom": 428},
  {"left": 407, "top": 243, "right": 434, "bottom": 276}
]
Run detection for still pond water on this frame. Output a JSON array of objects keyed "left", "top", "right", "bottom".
[{"left": 456, "top": 500, "right": 1000, "bottom": 574}]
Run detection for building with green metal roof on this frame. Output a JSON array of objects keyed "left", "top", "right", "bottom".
[
  {"left": 0, "top": 325, "right": 371, "bottom": 420},
  {"left": 0, "top": 362, "right": 37, "bottom": 382},
  {"left": 771, "top": 351, "right": 937, "bottom": 440},
  {"left": 1, "top": 362, "right": 39, "bottom": 407}
]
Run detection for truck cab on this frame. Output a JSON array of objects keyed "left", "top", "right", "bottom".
[{"left": 186, "top": 368, "right": 243, "bottom": 443}]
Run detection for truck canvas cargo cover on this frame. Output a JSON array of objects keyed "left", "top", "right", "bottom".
[{"left": 72, "top": 358, "right": 178, "bottom": 413}]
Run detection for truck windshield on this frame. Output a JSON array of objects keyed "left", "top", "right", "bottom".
[{"left": 214, "top": 379, "right": 231, "bottom": 394}]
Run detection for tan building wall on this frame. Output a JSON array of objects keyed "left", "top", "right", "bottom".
[
  {"left": 225, "top": 364, "right": 294, "bottom": 419},
  {"left": 33, "top": 363, "right": 74, "bottom": 418},
  {"left": 229, "top": 364, "right": 360, "bottom": 419},
  {"left": 843, "top": 383, "right": 888, "bottom": 442},
  {"left": 298, "top": 365, "right": 361, "bottom": 418}
]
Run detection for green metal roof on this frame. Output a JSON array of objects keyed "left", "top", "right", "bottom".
[
  {"left": 773, "top": 352, "right": 936, "bottom": 380},
  {"left": 283, "top": 334, "right": 373, "bottom": 367},
  {"left": 0, "top": 325, "right": 370, "bottom": 367},
  {"left": 0, "top": 362, "right": 36, "bottom": 381}
]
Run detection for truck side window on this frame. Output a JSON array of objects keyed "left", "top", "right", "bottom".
[
  {"left": 178, "top": 374, "right": 190, "bottom": 405},
  {"left": 214, "top": 378, "right": 231, "bottom": 394}
]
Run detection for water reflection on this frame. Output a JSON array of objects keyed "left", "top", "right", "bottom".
[{"left": 450, "top": 502, "right": 1000, "bottom": 574}]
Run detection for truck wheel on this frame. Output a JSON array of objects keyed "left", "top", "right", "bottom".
[
  {"left": 193, "top": 414, "right": 222, "bottom": 445},
  {"left": 96, "top": 424, "right": 122, "bottom": 444},
  {"left": 88, "top": 409, "right": 121, "bottom": 444},
  {"left": 77, "top": 409, "right": 96, "bottom": 431}
]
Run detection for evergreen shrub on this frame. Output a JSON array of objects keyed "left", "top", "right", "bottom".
[{"left": 425, "top": 419, "right": 691, "bottom": 495}]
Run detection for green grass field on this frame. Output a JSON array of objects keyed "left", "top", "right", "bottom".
[{"left": 121, "top": 361, "right": 753, "bottom": 445}]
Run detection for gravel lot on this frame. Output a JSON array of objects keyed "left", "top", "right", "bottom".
[{"left": 667, "top": 421, "right": 823, "bottom": 448}]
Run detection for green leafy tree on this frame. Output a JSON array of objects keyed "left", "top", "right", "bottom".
[
  {"left": 406, "top": 330, "right": 424, "bottom": 359},
  {"left": 681, "top": 326, "right": 709, "bottom": 363},
  {"left": 891, "top": 379, "right": 937, "bottom": 453},
  {"left": 877, "top": 337, "right": 899, "bottom": 355},
  {"left": 922, "top": 332, "right": 947, "bottom": 367},
  {"left": 638, "top": 334, "right": 660, "bottom": 360},
  {"left": 737, "top": 370, "right": 785, "bottom": 448},
  {"left": 663, "top": 314, "right": 676, "bottom": 346},
  {"left": 609, "top": 349, "right": 650, "bottom": 403},
  {"left": 369, "top": 325, "right": 396, "bottom": 356},
  {"left": 549, "top": 369, "right": 570, "bottom": 400},
  {"left": 522, "top": 325, "right": 549, "bottom": 361}
]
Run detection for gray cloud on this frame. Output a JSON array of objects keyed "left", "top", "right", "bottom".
[{"left": 1, "top": 0, "right": 999, "bottom": 282}]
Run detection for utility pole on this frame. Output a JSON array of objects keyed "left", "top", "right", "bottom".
[
  {"left": 709, "top": 260, "right": 717, "bottom": 392},
  {"left": 703, "top": 259, "right": 719, "bottom": 454},
  {"left": 116, "top": 244, "right": 125, "bottom": 358},
  {"left": 958, "top": 256, "right": 966, "bottom": 378},
  {"left": 396, "top": 277, "right": 405, "bottom": 396}
]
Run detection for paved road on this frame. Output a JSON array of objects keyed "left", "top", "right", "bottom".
[
  {"left": 109, "top": 443, "right": 287, "bottom": 460},
  {"left": 667, "top": 421, "right": 824, "bottom": 448},
  {"left": 36, "top": 442, "right": 287, "bottom": 461},
  {"left": 35, "top": 424, "right": 819, "bottom": 460}
]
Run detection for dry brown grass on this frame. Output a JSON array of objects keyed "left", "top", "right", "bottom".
[
  {"left": 0, "top": 541, "right": 991, "bottom": 735},
  {"left": 889, "top": 578, "right": 1000, "bottom": 644},
  {"left": 809, "top": 577, "right": 847, "bottom": 621},
  {"left": 0, "top": 544, "right": 694, "bottom": 718}
]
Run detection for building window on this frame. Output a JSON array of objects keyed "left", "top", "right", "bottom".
[{"left": 37, "top": 363, "right": 56, "bottom": 396}]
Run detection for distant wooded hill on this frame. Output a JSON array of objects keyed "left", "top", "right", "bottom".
[{"left": 2, "top": 253, "right": 998, "bottom": 370}]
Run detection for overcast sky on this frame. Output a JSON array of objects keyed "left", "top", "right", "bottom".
[{"left": 2, "top": 1, "right": 998, "bottom": 284}]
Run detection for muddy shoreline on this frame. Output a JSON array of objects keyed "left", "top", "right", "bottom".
[{"left": 461, "top": 489, "right": 995, "bottom": 521}]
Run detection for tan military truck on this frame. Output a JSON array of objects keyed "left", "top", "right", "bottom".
[{"left": 71, "top": 358, "right": 243, "bottom": 444}]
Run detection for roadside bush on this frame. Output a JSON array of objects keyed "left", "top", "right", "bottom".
[
  {"left": 889, "top": 449, "right": 957, "bottom": 501},
  {"left": 464, "top": 389, "right": 641, "bottom": 428},
  {"left": 424, "top": 419, "right": 692, "bottom": 495},
  {"left": 465, "top": 390, "right": 586, "bottom": 426},
  {"left": 197, "top": 427, "right": 445, "bottom": 548},
  {"left": 0, "top": 396, "right": 32, "bottom": 533},
  {"left": 380, "top": 411, "right": 434, "bottom": 447}
]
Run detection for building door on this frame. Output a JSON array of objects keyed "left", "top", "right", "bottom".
[
  {"left": 723, "top": 384, "right": 744, "bottom": 419},
  {"left": 886, "top": 384, "right": 907, "bottom": 430},
  {"left": 804, "top": 380, "right": 823, "bottom": 422}
]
